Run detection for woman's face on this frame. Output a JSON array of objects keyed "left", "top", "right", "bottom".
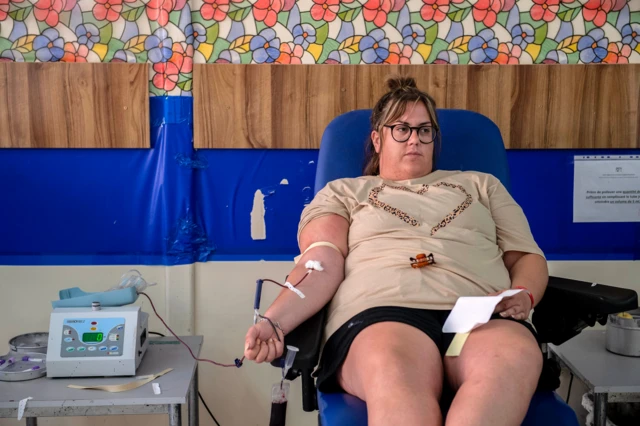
[{"left": 371, "top": 101, "right": 435, "bottom": 181}]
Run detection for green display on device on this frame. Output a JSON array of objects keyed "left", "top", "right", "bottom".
[{"left": 82, "top": 332, "right": 104, "bottom": 343}]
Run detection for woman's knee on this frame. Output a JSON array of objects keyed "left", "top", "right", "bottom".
[
  {"left": 339, "top": 322, "right": 444, "bottom": 399},
  {"left": 446, "top": 321, "right": 543, "bottom": 391},
  {"left": 481, "top": 341, "right": 542, "bottom": 392},
  {"left": 489, "top": 325, "right": 543, "bottom": 384}
]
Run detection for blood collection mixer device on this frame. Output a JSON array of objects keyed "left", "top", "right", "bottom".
[{"left": 46, "top": 305, "right": 149, "bottom": 378}]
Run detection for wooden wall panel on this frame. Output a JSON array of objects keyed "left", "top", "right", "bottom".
[
  {"left": 0, "top": 63, "right": 149, "bottom": 148},
  {"left": 194, "top": 64, "right": 640, "bottom": 150},
  {"left": 510, "top": 66, "right": 548, "bottom": 149}
]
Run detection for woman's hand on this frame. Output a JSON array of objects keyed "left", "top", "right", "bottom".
[
  {"left": 244, "top": 319, "right": 284, "bottom": 363},
  {"left": 490, "top": 289, "right": 533, "bottom": 321}
]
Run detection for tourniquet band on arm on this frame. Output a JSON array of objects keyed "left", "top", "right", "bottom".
[{"left": 294, "top": 241, "right": 344, "bottom": 264}]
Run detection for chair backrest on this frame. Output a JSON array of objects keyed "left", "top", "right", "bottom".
[{"left": 314, "top": 109, "right": 510, "bottom": 194}]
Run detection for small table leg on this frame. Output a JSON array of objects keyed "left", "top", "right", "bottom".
[
  {"left": 188, "top": 366, "right": 199, "bottom": 426},
  {"left": 169, "top": 404, "right": 182, "bottom": 426},
  {"left": 26, "top": 418, "right": 37, "bottom": 426},
  {"left": 594, "top": 393, "right": 608, "bottom": 426}
]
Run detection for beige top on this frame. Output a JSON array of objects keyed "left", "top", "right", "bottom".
[{"left": 297, "top": 170, "right": 545, "bottom": 341}]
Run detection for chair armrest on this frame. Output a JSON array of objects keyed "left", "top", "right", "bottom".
[
  {"left": 270, "top": 308, "right": 326, "bottom": 412},
  {"left": 270, "top": 308, "right": 326, "bottom": 371},
  {"left": 532, "top": 276, "right": 638, "bottom": 346},
  {"left": 544, "top": 276, "right": 638, "bottom": 313}
]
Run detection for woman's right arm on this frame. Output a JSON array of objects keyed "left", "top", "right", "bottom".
[{"left": 244, "top": 214, "right": 349, "bottom": 363}]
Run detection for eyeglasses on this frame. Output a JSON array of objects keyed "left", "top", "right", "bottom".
[{"left": 384, "top": 124, "right": 437, "bottom": 144}]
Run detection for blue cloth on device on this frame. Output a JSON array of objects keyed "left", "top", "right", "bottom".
[{"left": 52, "top": 287, "right": 138, "bottom": 308}]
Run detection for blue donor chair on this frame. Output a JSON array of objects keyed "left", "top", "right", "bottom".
[{"left": 273, "top": 109, "right": 638, "bottom": 426}]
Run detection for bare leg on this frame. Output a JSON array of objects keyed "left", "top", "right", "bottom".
[
  {"left": 444, "top": 320, "right": 543, "bottom": 426},
  {"left": 338, "top": 322, "right": 444, "bottom": 426}
]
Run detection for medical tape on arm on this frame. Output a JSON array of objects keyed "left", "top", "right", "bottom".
[
  {"left": 293, "top": 241, "right": 343, "bottom": 264},
  {"left": 284, "top": 282, "right": 306, "bottom": 298}
]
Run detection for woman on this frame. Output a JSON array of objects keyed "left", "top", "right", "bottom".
[{"left": 244, "top": 77, "right": 548, "bottom": 426}]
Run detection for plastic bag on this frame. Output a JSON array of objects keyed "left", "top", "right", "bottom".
[{"left": 108, "top": 270, "right": 156, "bottom": 293}]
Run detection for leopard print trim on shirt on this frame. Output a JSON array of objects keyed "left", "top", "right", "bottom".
[{"left": 368, "top": 182, "right": 473, "bottom": 236}]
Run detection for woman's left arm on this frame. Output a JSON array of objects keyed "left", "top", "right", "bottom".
[
  {"left": 484, "top": 175, "right": 549, "bottom": 320},
  {"left": 504, "top": 250, "right": 548, "bottom": 307},
  {"left": 493, "top": 251, "right": 548, "bottom": 320}
]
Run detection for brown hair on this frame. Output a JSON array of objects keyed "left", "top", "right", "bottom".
[{"left": 363, "top": 76, "right": 441, "bottom": 176}]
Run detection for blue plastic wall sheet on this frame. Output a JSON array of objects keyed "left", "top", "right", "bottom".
[
  {"left": 0, "top": 97, "right": 207, "bottom": 265},
  {"left": 195, "top": 149, "right": 640, "bottom": 261},
  {"left": 0, "top": 94, "right": 638, "bottom": 264},
  {"left": 195, "top": 149, "right": 318, "bottom": 260},
  {"left": 509, "top": 150, "right": 640, "bottom": 260}
]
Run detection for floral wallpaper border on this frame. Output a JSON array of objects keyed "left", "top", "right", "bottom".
[{"left": 0, "top": 0, "right": 638, "bottom": 96}]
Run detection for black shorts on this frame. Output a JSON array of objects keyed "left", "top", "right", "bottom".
[{"left": 315, "top": 306, "right": 539, "bottom": 393}]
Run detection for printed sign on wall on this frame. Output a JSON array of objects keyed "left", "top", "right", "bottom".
[{"left": 574, "top": 155, "right": 640, "bottom": 223}]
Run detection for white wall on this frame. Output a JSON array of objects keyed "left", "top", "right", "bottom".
[
  {"left": 0, "top": 261, "right": 638, "bottom": 426},
  {"left": 194, "top": 261, "right": 312, "bottom": 426}
]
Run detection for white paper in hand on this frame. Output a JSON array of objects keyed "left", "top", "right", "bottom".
[{"left": 442, "top": 289, "right": 522, "bottom": 333}]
